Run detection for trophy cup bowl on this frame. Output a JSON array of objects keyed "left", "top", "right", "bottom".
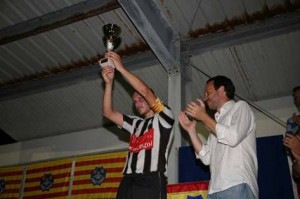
[
  {"left": 99, "top": 24, "right": 121, "bottom": 68},
  {"left": 102, "top": 24, "right": 121, "bottom": 51}
]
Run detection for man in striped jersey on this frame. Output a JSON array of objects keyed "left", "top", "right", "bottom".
[{"left": 101, "top": 51, "right": 175, "bottom": 199}]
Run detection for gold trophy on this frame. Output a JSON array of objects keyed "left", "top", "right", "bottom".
[{"left": 99, "top": 24, "right": 121, "bottom": 68}]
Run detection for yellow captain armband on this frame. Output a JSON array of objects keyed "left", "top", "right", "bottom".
[{"left": 150, "top": 98, "right": 165, "bottom": 113}]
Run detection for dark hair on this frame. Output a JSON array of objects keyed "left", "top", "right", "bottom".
[
  {"left": 293, "top": 86, "right": 300, "bottom": 95},
  {"left": 207, "top": 75, "right": 235, "bottom": 99}
]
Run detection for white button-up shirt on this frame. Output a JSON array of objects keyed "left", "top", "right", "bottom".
[{"left": 196, "top": 100, "right": 258, "bottom": 198}]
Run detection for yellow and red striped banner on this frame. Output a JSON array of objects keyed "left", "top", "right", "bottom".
[
  {"left": 0, "top": 165, "right": 24, "bottom": 199},
  {"left": 71, "top": 150, "right": 127, "bottom": 199},
  {"left": 167, "top": 181, "right": 209, "bottom": 199},
  {"left": 23, "top": 158, "right": 72, "bottom": 199}
]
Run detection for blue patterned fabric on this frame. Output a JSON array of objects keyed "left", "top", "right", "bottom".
[{"left": 286, "top": 117, "right": 299, "bottom": 135}]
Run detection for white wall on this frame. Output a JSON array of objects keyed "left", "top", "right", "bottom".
[
  {"left": 0, "top": 95, "right": 296, "bottom": 167},
  {"left": 0, "top": 126, "right": 128, "bottom": 167}
]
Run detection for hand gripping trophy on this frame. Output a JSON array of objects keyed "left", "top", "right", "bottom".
[{"left": 99, "top": 24, "right": 121, "bottom": 68}]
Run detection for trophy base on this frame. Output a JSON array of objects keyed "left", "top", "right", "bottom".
[{"left": 99, "top": 58, "right": 115, "bottom": 68}]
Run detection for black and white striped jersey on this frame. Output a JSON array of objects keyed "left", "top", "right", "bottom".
[{"left": 121, "top": 105, "right": 175, "bottom": 177}]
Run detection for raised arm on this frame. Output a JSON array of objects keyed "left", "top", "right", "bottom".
[
  {"left": 185, "top": 98, "right": 217, "bottom": 135},
  {"left": 283, "top": 134, "right": 300, "bottom": 178},
  {"left": 178, "top": 112, "right": 203, "bottom": 153},
  {"left": 105, "top": 51, "right": 157, "bottom": 106},
  {"left": 101, "top": 65, "right": 123, "bottom": 126}
]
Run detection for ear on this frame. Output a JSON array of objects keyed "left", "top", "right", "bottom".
[
  {"left": 218, "top": 86, "right": 226, "bottom": 97},
  {"left": 217, "top": 85, "right": 225, "bottom": 92}
]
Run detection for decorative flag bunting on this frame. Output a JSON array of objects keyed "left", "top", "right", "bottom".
[
  {"left": 23, "top": 158, "right": 72, "bottom": 199},
  {"left": 0, "top": 165, "right": 24, "bottom": 199},
  {"left": 167, "top": 181, "right": 209, "bottom": 199},
  {"left": 71, "top": 150, "right": 127, "bottom": 199}
]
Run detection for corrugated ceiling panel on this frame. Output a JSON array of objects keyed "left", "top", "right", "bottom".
[
  {"left": 159, "top": 0, "right": 243, "bottom": 36},
  {"left": 0, "top": 63, "right": 168, "bottom": 141},
  {"left": 2, "top": 41, "right": 45, "bottom": 74},
  {"left": 218, "top": 0, "right": 245, "bottom": 19},
  {"left": 189, "top": 1, "right": 220, "bottom": 35},
  {"left": 265, "top": 0, "right": 285, "bottom": 8},
  {"left": 159, "top": 0, "right": 293, "bottom": 38},
  {"left": 242, "top": 0, "right": 265, "bottom": 14},
  {"left": 0, "top": 81, "right": 103, "bottom": 140},
  {"left": 0, "top": 45, "right": 34, "bottom": 77},
  {"left": 199, "top": 0, "right": 227, "bottom": 24},
  {"left": 31, "top": 32, "right": 73, "bottom": 64},
  {"left": 158, "top": 0, "right": 201, "bottom": 37},
  {"left": 233, "top": 30, "right": 300, "bottom": 100},
  {"left": 191, "top": 29, "right": 300, "bottom": 102},
  {"left": 1, "top": 0, "right": 294, "bottom": 85},
  {"left": 0, "top": 7, "right": 145, "bottom": 84},
  {"left": 0, "top": 0, "right": 299, "bottom": 143},
  {"left": 0, "top": 0, "right": 85, "bottom": 29},
  {"left": 0, "top": 1, "right": 31, "bottom": 29}
]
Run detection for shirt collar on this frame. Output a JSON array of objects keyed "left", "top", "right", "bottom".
[{"left": 214, "top": 100, "right": 235, "bottom": 120}]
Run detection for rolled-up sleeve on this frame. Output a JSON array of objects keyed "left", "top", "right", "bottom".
[
  {"left": 195, "top": 138, "right": 211, "bottom": 165},
  {"left": 216, "top": 101, "right": 255, "bottom": 147}
]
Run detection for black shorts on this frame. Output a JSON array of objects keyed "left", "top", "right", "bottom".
[{"left": 116, "top": 171, "right": 167, "bottom": 199}]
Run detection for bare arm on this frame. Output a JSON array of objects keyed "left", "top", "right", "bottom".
[
  {"left": 185, "top": 98, "right": 217, "bottom": 135},
  {"left": 293, "top": 160, "right": 300, "bottom": 178},
  {"left": 105, "top": 51, "right": 157, "bottom": 106},
  {"left": 101, "top": 66, "right": 123, "bottom": 126},
  {"left": 283, "top": 134, "right": 300, "bottom": 177},
  {"left": 178, "top": 112, "right": 203, "bottom": 153}
]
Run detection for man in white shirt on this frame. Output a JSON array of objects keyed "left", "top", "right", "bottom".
[{"left": 178, "top": 75, "right": 258, "bottom": 199}]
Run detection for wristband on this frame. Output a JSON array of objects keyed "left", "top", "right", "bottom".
[{"left": 150, "top": 98, "right": 164, "bottom": 113}]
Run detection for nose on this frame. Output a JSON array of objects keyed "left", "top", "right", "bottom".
[
  {"left": 135, "top": 101, "right": 143, "bottom": 108},
  {"left": 134, "top": 102, "right": 140, "bottom": 107}
]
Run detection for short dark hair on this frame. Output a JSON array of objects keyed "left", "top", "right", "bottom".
[
  {"left": 293, "top": 86, "right": 300, "bottom": 95},
  {"left": 207, "top": 75, "right": 235, "bottom": 99}
]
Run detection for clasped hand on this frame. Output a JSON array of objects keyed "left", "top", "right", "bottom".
[
  {"left": 292, "top": 113, "right": 300, "bottom": 126},
  {"left": 101, "top": 52, "right": 124, "bottom": 84},
  {"left": 283, "top": 134, "right": 300, "bottom": 160},
  {"left": 185, "top": 98, "right": 206, "bottom": 121}
]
